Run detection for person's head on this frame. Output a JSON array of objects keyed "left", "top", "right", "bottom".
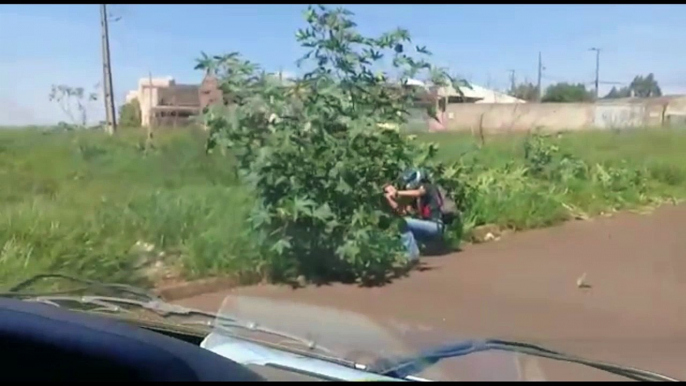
[
  {"left": 401, "top": 168, "right": 428, "bottom": 190},
  {"left": 383, "top": 184, "right": 395, "bottom": 194}
]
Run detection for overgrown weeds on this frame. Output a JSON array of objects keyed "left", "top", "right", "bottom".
[
  {"left": 431, "top": 128, "right": 686, "bottom": 240},
  {"left": 0, "top": 128, "right": 260, "bottom": 289}
]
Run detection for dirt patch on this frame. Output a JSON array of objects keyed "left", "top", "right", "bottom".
[{"left": 469, "top": 223, "right": 504, "bottom": 243}]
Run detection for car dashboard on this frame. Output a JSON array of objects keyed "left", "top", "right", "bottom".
[{"left": 0, "top": 297, "right": 394, "bottom": 382}]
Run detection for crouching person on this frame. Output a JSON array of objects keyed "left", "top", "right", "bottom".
[
  {"left": 383, "top": 184, "right": 420, "bottom": 264},
  {"left": 383, "top": 168, "right": 446, "bottom": 263}
]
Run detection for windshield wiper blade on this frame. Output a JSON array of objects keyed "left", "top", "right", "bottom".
[
  {"left": 3, "top": 274, "right": 339, "bottom": 357},
  {"left": 0, "top": 273, "right": 160, "bottom": 300},
  {"left": 370, "top": 339, "right": 679, "bottom": 381},
  {"left": 22, "top": 294, "right": 337, "bottom": 356}
]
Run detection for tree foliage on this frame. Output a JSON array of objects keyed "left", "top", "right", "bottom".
[
  {"left": 629, "top": 73, "right": 662, "bottom": 98},
  {"left": 510, "top": 82, "right": 539, "bottom": 102},
  {"left": 119, "top": 98, "right": 142, "bottom": 127},
  {"left": 198, "top": 5, "right": 467, "bottom": 285},
  {"left": 542, "top": 82, "right": 593, "bottom": 103},
  {"left": 603, "top": 86, "right": 631, "bottom": 99},
  {"left": 604, "top": 73, "right": 662, "bottom": 99}
]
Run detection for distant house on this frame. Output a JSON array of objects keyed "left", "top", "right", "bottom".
[
  {"left": 405, "top": 78, "right": 525, "bottom": 104},
  {"left": 437, "top": 83, "right": 526, "bottom": 104},
  {"left": 153, "top": 83, "right": 201, "bottom": 127},
  {"left": 125, "top": 73, "right": 222, "bottom": 128},
  {"left": 401, "top": 78, "right": 525, "bottom": 131}
]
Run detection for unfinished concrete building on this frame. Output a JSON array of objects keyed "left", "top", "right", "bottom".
[{"left": 126, "top": 74, "right": 222, "bottom": 128}]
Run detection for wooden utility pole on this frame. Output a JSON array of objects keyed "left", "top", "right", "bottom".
[
  {"left": 508, "top": 69, "right": 516, "bottom": 94},
  {"left": 100, "top": 4, "right": 117, "bottom": 134},
  {"left": 145, "top": 71, "right": 154, "bottom": 151},
  {"left": 590, "top": 47, "right": 601, "bottom": 100},
  {"left": 536, "top": 51, "right": 543, "bottom": 102}
]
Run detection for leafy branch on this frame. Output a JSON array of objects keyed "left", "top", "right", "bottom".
[{"left": 48, "top": 84, "right": 99, "bottom": 128}]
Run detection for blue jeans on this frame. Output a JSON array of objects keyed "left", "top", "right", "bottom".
[{"left": 400, "top": 217, "right": 443, "bottom": 263}]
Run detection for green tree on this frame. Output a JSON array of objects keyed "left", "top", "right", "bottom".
[
  {"left": 629, "top": 73, "right": 662, "bottom": 98},
  {"left": 119, "top": 98, "right": 142, "bottom": 127},
  {"left": 604, "top": 74, "right": 662, "bottom": 99},
  {"left": 542, "top": 82, "right": 593, "bottom": 103},
  {"left": 603, "top": 86, "right": 631, "bottom": 99},
  {"left": 510, "top": 82, "right": 539, "bottom": 102},
  {"left": 198, "top": 5, "right": 468, "bottom": 285}
]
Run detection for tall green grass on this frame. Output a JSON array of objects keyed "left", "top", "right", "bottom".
[
  {"left": 0, "top": 128, "right": 260, "bottom": 289},
  {"left": 418, "top": 128, "right": 686, "bottom": 236},
  {"left": 2, "top": 126, "right": 685, "bottom": 289}
]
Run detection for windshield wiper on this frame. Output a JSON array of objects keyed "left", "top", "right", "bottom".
[
  {"left": 1, "top": 273, "right": 159, "bottom": 299},
  {"left": 19, "top": 294, "right": 338, "bottom": 355},
  {"left": 0, "top": 274, "right": 336, "bottom": 357},
  {"left": 368, "top": 339, "right": 679, "bottom": 382}
]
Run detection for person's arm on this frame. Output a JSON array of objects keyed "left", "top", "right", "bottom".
[
  {"left": 396, "top": 185, "right": 426, "bottom": 198},
  {"left": 384, "top": 192, "right": 400, "bottom": 210},
  {"left": 385, "top": 192, "right": 407, "bottom": 215}
]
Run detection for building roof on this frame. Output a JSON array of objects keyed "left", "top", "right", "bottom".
[
  {"left": 405, "top": 78, "right": 525, "bottom": 104},
  {"left": 138, "top": 77, "right": 175, "bottom": 88},
  {"left": 436, "top": 83, "right": 526, "bottom": 104}
]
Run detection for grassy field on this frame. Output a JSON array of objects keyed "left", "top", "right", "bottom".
[
  {"left": 1, "top": 126, "right": 685, "bottom": 289},
  {"left": 0, "top": 128, "right": 261, "bottom": 288},
  {"left": 418, "top": 129, "right": 686, "bottom": 234}
]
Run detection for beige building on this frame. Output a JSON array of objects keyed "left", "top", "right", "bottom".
[{"left": 125, "top": 75, "right": 222, "bottom": 127}]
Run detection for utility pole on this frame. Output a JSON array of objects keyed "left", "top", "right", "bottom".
[
  {"left": 590, "top": 47, "right": 601, "bottom": 100},
  {"left": 536, "top": 51, "right": 543, "bottom": 102},
  {"left": 145, "top": 71, "right": 154, "bottom": 151},
  {"left": 507, "top": 69, "right": 516, "bottom": 94},
  {"left": 100, "top": 4, "right": 117, "bottom": 134}
]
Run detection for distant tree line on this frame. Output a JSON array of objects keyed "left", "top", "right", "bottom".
[
  {"left": 119, "top": 98, "right": 142, "bottom": 127},
  {"left": 507, "top": 73, "right": 662, "bottom": 103},
  {"left": 604, "top": 74, "right": 662, "bottom": 99}
]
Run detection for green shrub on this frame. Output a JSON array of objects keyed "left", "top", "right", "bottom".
[{"left": 199, "top": 5, "right": 467, "bottom": 285}]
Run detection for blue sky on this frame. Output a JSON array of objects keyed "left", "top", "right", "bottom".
[{"left": 1, "top": 4, "right": 685, "bottom": 126}]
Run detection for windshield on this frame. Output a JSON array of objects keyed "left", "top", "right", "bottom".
[
  {"left": 4, "top": 277, "right": 679, "bottom": 381},
  {"left": 199, "top": 293, "right": 670, "bottom": 381},
  {"left": 3, "top": 3, "right": 686, "bottom": 382}
]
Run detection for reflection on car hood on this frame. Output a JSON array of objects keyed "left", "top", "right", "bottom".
[
  {"left": 202, "top": 295, "right": 532, "bottom": 381},
  {"left": 201, "top": 295, "right": 680, "bottom": 382}
]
